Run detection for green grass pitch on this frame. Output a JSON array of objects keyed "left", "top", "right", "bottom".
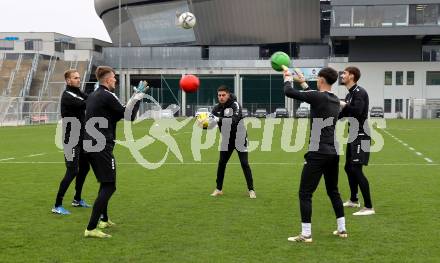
[{"left": 0, "top": 119, "right": 439, "bottom": 262}]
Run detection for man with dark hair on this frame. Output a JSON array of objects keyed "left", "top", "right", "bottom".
[
  {"left": 52, "top": 69, "right": 91, "bottom": 215},
  {"left": 210, "top": 85, "right": 256, "bottom": 199},
  {"left": 83, "top": 66, "right": 148, "bottom": 238},
  {"left": 284, "top": 67, "right": 347, "bottom": 243},
  {"left": 339, "top": 66, "right": 375, "bottom": 216}
]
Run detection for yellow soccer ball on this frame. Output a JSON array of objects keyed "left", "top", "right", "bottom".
[{"left": 196, "top": 112, "right": 209, "bottom": 129}]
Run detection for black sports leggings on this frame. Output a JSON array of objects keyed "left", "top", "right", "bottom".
[
  {"left": 345, "top": 163, "right": 373, "bottom": 208},
  {"left": 216, "top": 149, "right": 254, "bottom": 191},
  {"left": 55, "top": 150, "right": 90, "bottom": 207},
  {"left": 299, "top": 152, "right": 344, "bottom": 223},
  {"left": 87, "top": 182, "right": 116, "bottom": 230}
]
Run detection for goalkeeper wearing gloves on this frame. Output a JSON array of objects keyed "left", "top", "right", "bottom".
[
  {"left": 83, "top": 66, "right": 148, "bottom": 238},
  {"left": 209, "top": 85, "right": 256, "bottom": 199},
  {"left": 283, "top": 67, "right": 347, "bottom": 243}
]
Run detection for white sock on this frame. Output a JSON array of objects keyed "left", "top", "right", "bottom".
[
  {"left": 337, "top": 217, "right": 346, "bottom": 232},
  {"left": 301, "top": 223, "right": 311, "bottom": 237}
]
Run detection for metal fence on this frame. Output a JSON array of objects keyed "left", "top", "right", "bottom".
[
  {"left": 409, "top": 98, "right": 440, "bottom": 119},
  {"left": 0, "top": 96, "right": 60, "bottom": 126}
]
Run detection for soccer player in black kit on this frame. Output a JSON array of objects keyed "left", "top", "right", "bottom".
[
  {"left": 210, "top": 85, "right": 256, "bottom": 199},
  {"left": 283, "top": 67, "right": 347, "bottom": 243},
  {"left": 339, "top": 66, "right": 375, "bottom": 216},
  {"left": 83, "top": 66, "right": 146, "bottom": 238},
  {"left": 52, "top": 69, "right": 91, "bottom": 215}
]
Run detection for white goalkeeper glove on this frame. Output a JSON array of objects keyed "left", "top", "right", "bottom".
[
  {"left": 133, "top": 80, "right": 149, "bottom": 93},
  {"left": 283, "top": 68, "right": 309, "bottom": 89},
  {"left": 340, "top": 100, "right": 347, "bottom": 108},
  {"left": 209, "top": 113, "right": 219, "bottom": 123}
]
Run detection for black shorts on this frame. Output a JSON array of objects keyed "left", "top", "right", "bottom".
[
  {"left": 87, "top": 145, "right": 116, "bottom": 183},
  {"left": 64, "top": 144, "right": 86, "bottom": 169},
  {"left": 346, "top": 134, "right": 370, "bottom": 166}
]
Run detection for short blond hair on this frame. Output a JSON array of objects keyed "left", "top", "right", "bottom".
[
  {"left": 95, "top": 66, "right": 115, "bottom": 82},
  {"left": 64, "top": 69, "right": 78, "bottom": 80}
]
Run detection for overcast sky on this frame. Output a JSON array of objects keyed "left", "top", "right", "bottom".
[{"left": 0, "top": 0, "right": 112, "bottom": 42}]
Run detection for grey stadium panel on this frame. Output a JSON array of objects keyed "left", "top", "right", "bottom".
[{"left": 95, "top": 0, "right": 321, "bottom": 45}]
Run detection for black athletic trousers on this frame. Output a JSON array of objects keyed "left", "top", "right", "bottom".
[
  {"left": 345, "top": 143, "right": 373, "bottom": 208},
  {"left": 87, "top": 182, "right": 116, "bottom": 230},
  {"left": 299, "top": 152, "right": 344, "bottom": 223},
  {"left": 55, "top": 146, "right": 90, "bottom": 207},
  {"left": 216, "top": 148, "right": 254, "bottom": 191}
]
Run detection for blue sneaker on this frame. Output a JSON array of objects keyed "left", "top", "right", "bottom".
[
  {"left": 52, "top": 206, "right": 71, "bottom": 215},
  {"left": 72, "top": 199, "right": 91, "bottom": 208}
]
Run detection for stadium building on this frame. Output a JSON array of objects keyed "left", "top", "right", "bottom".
[
  {"left": 1, "top": 0, "right": 440, "bottom": 125},
  {"left": 95, "top": 0, "right": 440, "bottom": 119}
]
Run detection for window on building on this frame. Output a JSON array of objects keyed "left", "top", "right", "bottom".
[
  {"left": 55, "top": 41, "right": 75, "bottom": 52},
  {"left": 385, "top": 71, "right": 393, "bottom": 85},
  {"left": 383, "top": 5, "right": 408, "bottom": 26},
  {"left": 353, "top": 6, "right": 367, "bottom": 27},
  {"left": 384, "top": 99, "right": 392, "bottom": 113},
  {"left": 426, "top": 71, "right": 440, "bottom": 85},
  {"left": 395, "top": 99, "right": 403, "bottom": 113},
  {"left": 0, "top": 40, "right": 14, "bottom": 50},
  {"left": 407, "top": 71, "right": 414, "bottom": 85},
  {"left": 55, "top": 41, "right": 62, "bottom": 52},
  {"left": 364, "top": 5, "right": 408, "bottom": 27},
  {"left": 409, "top": 4, "right": 440, "bottom": 25},
  {"left": 24, "top": 39, "right": 43, "bottom": 51},
  {"left": 24, "top": 39, "right": 33, "bottom": 50},
  {"left": 94, "top": 45, "right": 103, "bottom": 53},
  {"left": 333, "top": 6, "right": 352, "bottom": 27},
  {"left": 422, "top": 46, "right": 440, "bottom": 61},
  {"left": 396, "top": 71, "right": 403, "bottom": 85}
]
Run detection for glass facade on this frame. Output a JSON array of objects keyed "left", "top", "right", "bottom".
[
  {"left": 126, "top": 0, "right": 196, "bottom": 45},
  {"left": 396, "top": 71, "right": 403, "bottom": 85},
  {"left": 385, "top": 71, "right": 392, "bottom": 85},
  {"left": 409, "top": 4, "right": 440, "bottom": 25},
  {"left": 407, "top": 71, "right": 415, "bottom": 85},
  {"left": 422, "top": 46, "right": 440, "bottom": 61},
  {"left": 333, "top": 4, "right": 440, "bottom": 28},
  {"left": 426, "top": 71, "right": 440, "bottom": 85},
  {"left": 384, "top": 99, "right": 392, "bottom": 113},
  {"left": 395, "top": 99, "right": 403, "bottom": 113}
]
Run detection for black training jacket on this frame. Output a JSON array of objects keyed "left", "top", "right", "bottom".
[
  {"left": 284, "top": 82, "right": 340, "bottom": 155},
  {"left": 84, "top": 85, "right": 140, "bottom": 147},
  {"left": 211, "top": 94, "right": 246, "bottom": 144},
  {"left": 60, "top": 85, "right": 88, "bottom": 144},
  {"left": 338, "top": 84, "right": 369, "bottom": 134}
]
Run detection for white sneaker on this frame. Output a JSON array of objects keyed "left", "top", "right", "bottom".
[
  {"left": 288, "top": 234, "right": 312, "bottom": 243},
  {"left": 343, "top": 200, "right": 361, "bottom": 208},
  {"left": 353, "top": 207, "right": 375, "bottom": 216},
  {"left": 210, "top": 189, "right": 223, "bottom": 197},
  {"left": 249, "top": 190, "right": 256, "bottom": 199},
  {"left": 332, "top": 230, "right": 348, "bottom": 238}
]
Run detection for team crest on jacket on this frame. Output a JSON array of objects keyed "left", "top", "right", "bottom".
[{"left": 224, "top": 108, "right": 232, "bottom": 116}]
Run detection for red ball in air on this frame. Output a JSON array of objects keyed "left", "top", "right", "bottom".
[{"left": 179, "top": 74, "right": 200, "bottom": 93}]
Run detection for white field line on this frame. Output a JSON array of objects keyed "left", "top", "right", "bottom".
[
  {"left": 0, "top": 161, "right": 438, "bottom": 166},
  {"left": 382, "top": 130, "right": 434, "bottom": 163},
  {"left": 25, "top": 153, "right": 46, "bottom": 158},
  {"left": 0, "top": 157, "right": 15, "bottom": 161}
]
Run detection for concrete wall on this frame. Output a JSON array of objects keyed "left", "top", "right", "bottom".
[
  {"left": 348, "top": 37, "right": 422, "bottom": 62},
  {"left": 329, "top": 61, "right": 440, "bottom": 118}
]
